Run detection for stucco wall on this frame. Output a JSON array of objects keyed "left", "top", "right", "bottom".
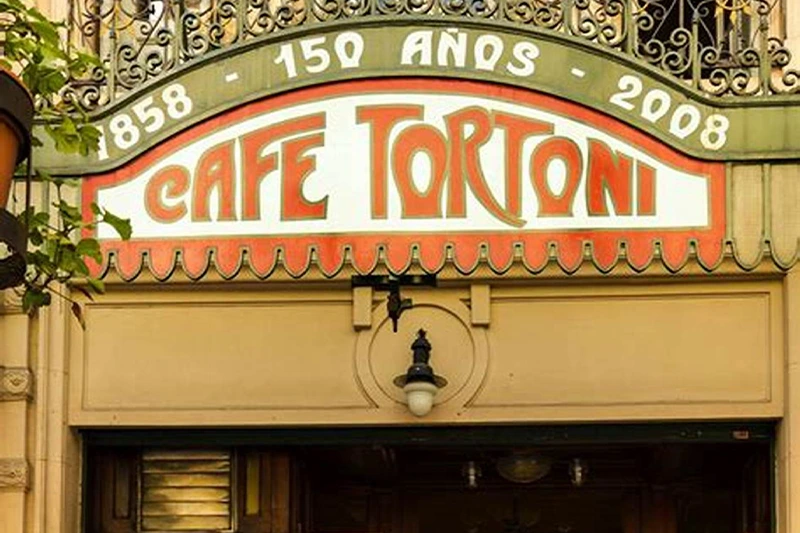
[
  {"left": 788, "top": 0, "right": 800, "bottom": 69},
  {"left": 66, "top": 279, "right": 783, "bottom": 426}
]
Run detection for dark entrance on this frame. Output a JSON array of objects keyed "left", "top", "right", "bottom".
[{"left": 84, "top": 423, "right": 774, "bottom": 533}]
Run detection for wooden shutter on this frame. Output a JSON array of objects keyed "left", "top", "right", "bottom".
[
  {"left": 237, "top": 451, "right": 294, "bottom": 533},
  {"left": 88, "top": 449, "right": 138, "bottom": 533},
  {"left": 140, "top": 449, "right": 233, "bottom": 531}
]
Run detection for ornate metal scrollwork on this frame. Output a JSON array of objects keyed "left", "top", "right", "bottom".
[{"left": 62, "top": 0, "right": 798, "bottom": 111}]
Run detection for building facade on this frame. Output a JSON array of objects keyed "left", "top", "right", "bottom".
[{"left": 3, "top": 1, "right": 800, "bottom": 532}]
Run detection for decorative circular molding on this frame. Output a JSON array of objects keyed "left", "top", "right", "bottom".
[{"left": 355, "top": 292, "right": 489, "bottom": 414}]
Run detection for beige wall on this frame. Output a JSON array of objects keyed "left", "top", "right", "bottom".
[
  {"left": 66, "top": 277, "right": 783, "bottom": 426},
  {"left": 788, "top": 0, "right": 800, "bottom": 69},
  {"left": 31, "top": 0, "right": 67, "bottom": 22},
  {"left": 0, "top": 291, "right": 78, "bottom": 533},
  {"left": 2, "top": 268, "right": 793, "bottom": 533}
]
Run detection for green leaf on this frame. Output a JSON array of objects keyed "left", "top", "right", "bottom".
[
  {"left": 70, "top": 284, "right": 95, "bottom": 302},
  {"left": 28, "top": 20, "right": 60, "bottom": 45},
  {"left": 75, "top": 51, "right": 102, "bottom": 67},
  {"left": 53, "top": 177, "right": 80, "bottom": 189},
  {"left": 32, "top": 211, "right": 50, "bottom": 226},
  {"left": 76, "top": 238, "right": 102, "bottom": 263},
  {"left": 59, "top": 247, "right": 90, "bottom": 276},
  {"left": 86, "top": 277, "right": 105, "bottom": 294},
  {"left": 79, "top": 123, "right": 102, "bottom": 154},
  {"left": 4, "top": 0, "right": 111, "bottom": 326},
  {"left": 22, "top": 288, "right": 51, "bottom": 313},
  {"left": 36, "top": 170, "right": 54, "bottom": 183},
  {"left": 60, "top": 116, "right": 78, "bottom": 135},
  {"left": 43, "top": 238, "right": 58, "bottom": 261},
  {"left": 102, "top": 212, "right": 133, "bottom": 240},
  {"left": 26, "top": 250, "right": 51, "bottom": 270},
  {"left": 18, "top": 207, "right": 49, "bottom": 230},
  {"left": 57, "top": 200, "right": 82, "bottom": 225},
  {"left": 29, "top": 229, "right": 43, "bottom": 246}
]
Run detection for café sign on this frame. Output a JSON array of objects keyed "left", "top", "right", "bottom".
[{"left": 83, "top": 79, "right": 725, "bottom": 279}]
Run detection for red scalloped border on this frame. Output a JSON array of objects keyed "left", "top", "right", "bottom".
[{"left": 82, "top": 78, "right": 726, "bottom": 281}]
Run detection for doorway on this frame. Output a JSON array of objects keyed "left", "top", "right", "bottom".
[{"left": 84, "top": 423, "right": 774, "bottom": 533}]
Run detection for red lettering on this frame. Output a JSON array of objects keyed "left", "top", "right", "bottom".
[
  {"left": 530, "top": 137, "right": 582, "bottom": 217},
  {"left": 192, "top": 141, "right": 236, "bottom": 221},
  {"left": 587, "top": 139, "right": 632, "bottom": 216},
  {"left": 282, "top": 132, "right": 327, "bottom": 220},
  {"left": 357, "top": 106, "right": 421, "bottom": 219},
  {"left": 145, "top": 165, "right": 190, "bottom": 223},
  {"left": 445, "top": 107, "right": 524, "bottom": 227},
  {"left": 493, "top": 112, "right": 553, "bottom": 218},
  {"left": 636, "top": 161, "right": 656, "bottom": 216},
  {"left": 391, "top": 124, "right": 447, "bottom": 218},
  {"left": 241, "top": 114, "right": 325, "bottom": 220}
]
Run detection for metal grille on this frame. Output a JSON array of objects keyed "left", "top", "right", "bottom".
[
  {"left": 59, "top": 0, "right": 796, "bottom": 110},
  {"left": 140, "top": 449, "right": 233, "bottom": 531}
]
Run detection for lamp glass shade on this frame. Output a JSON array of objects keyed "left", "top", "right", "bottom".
[
  {"left": 403, "top": 381, "right": 438, "bottom": 417},
  {"left": 496, "top": 454, "right": 552, "bottom": 483}
]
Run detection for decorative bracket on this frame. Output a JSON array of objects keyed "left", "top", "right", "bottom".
[
  {"left": 0, "top": 458, "right": 30, "bottom": 491},
  {"left": 352, "top": 275, "right": 437, "bottom": 332},
  {"left": 0, "top": 366, "right": 33, "bottom": 401}
]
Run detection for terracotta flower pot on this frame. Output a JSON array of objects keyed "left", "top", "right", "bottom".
[
  {"left": 0, "top": 67, "right": 34, "bottom": 208},
  {"left": 0, "top": 67, "right": 34, "bottom": 289}
]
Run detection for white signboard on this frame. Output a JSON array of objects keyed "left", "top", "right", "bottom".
[{"left": 83, "top": 79, "right": 725, "bottom": 277}]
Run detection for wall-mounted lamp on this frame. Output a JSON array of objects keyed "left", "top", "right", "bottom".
[
  {"left": 393, "top": 329, "right": 447, "bottom": 416},
  {"left": 352, "top": 274, "right": 437, "bottom": 332},
  {"left": 462, "top": 460, "right": 481, "bottom": 489},
  {"left": 0, "top": 67, "right": 34, "bottom": 290},
  {"left": 569, "top": 458, "right": 588, "bottom": 487},
  {"left": 496, "top": 453, "right": 552, "bottom": 484}
]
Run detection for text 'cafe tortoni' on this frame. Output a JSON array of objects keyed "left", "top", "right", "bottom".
[{"left": 4, "top": 1, "right": 800, "bottom": 533}]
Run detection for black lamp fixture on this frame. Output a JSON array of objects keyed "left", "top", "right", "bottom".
[
  {"left": 352, "top": 274, "right": 437, "bottom": 332},
  {"left": 0, "top": 67, "right": 34, "bottom": 290},
  {"left": 350, "top": 276, "right": 446, "bottom": 415},
  {"left": 569, "top": 458, "right": 588, "bottom": 487},
  {"left": 496, "top": 452, "right": 552, "bottom": 484},
  {"left": 393, "top": 329, "right": 447, "bottom": 416}
]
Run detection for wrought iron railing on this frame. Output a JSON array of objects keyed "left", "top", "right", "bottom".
[{"left": 64, "top": 0, "right": 796, "bottom": 110}]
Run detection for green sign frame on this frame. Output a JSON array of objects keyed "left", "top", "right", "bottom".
[{"left": 34, "top": 20, "right": 800, "bottom": 175}]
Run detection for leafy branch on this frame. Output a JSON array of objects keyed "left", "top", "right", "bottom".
[{"left": 1, "top": 0, "right": 131, "bottom": 323}]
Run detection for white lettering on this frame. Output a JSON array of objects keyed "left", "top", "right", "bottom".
[
  {"left": 507, "top": 41, "right": 539, "bottom": 77},
  {"left": 474, "top": 34, "right": 503, "bottom": 71},
  {"left": 437, "top": 28, "right": 467, "bottom": 68},
  {"left": 401, "top": 31, "right": 433, "bottom": 66}
]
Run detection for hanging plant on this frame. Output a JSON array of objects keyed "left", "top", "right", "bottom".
[{"left": 0, "top": 0, "right": 131, "bottom": 325}]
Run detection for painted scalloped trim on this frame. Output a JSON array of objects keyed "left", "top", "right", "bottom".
[{"left": 91, "top": 235, "right": 737, "bottom": 282}]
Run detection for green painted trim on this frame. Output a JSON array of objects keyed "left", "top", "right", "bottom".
[
  {"left": 724, "top": 163, "right": 733, "bottom": 243},
  {"left": 763, "top": 163, "right": 772, "bottom": 246},
  {"left": 43, "top": 17, "right": 800, "bottom": 118},
  {"left": 33, "top": 20, "right": 800, "bottom": 175}
]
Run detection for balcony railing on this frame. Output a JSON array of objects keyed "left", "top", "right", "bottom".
[{"left": 64, "top": 0, "right": 795, "bottom": 110}]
